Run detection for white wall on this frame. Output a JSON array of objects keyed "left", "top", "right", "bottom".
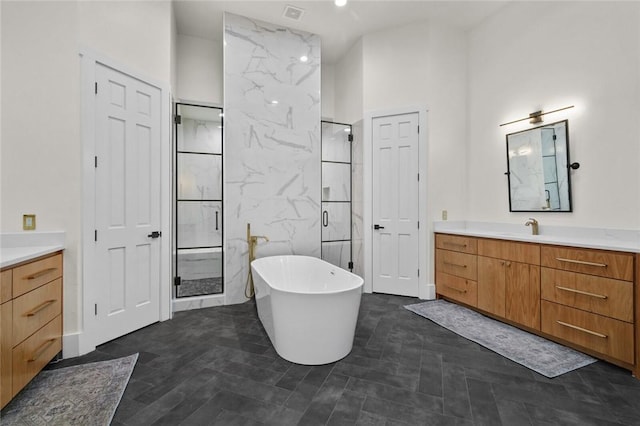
[
  {"left": 1, "top": 1, "right": 174, "bottom": 341},
  {"left": 321, "top": 63, "right": 335, "bottom": 120},
  {"left": 334, "top": 38, "right": 364, "bottom": 124},
  {"left": 360, "top": 21, "right": 468, "bottom": 223},
  {"left": 176, "top": 34, "right": 223, "bottom": 104},
  {"left": 468, "top": 1, "right": 640, "bottom": 229}
]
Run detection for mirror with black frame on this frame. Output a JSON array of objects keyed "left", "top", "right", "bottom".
[{"left": 506, "top": 120, "right": 572, "bottom": 212}]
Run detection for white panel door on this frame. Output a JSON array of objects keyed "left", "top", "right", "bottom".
[
  {"left": 372, "top": 113, "right": 419, "bottom": 296},
  {"left": 94, "top": 62, "right": 162, "bottom": 345}
]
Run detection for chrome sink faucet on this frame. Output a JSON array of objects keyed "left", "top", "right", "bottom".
[{"left": 524, "top": 218, "right": 539, "bottom": 235}]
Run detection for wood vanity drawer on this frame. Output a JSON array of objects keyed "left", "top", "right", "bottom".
[
  {"left": 436, "top": 249, "right": 477, "bottom": 280},
  {"left": 541, "top": 301, "right": 634, "bottom": 364},
  {"left": 541, "top": 246, "right": 633, "bottom": 281},
  {"left": 478, "top": 239, "right": 540, "bottom": 265},
  {"left": 541, "top": 268, "right": 633, "bottom": 323},
  {"left": 12, "top": 253, "right": 62, "bottom": 298},
  {"left": 436, "top": 271, "right": 477, "bottom": 307},
  {"left": 1, "top": 270, "right": 12, "bottom": 304},
  {"left": 12, "top": 279, "right": 62, "bottom": 346},
  {"left": 12, "top": 315, "right": 61, "bottom": 395},
  {"left": 436, "top": 234, "right": 477, "bottom": 255}
]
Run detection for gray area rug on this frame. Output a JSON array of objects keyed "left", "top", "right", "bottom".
[
  {"left": 405, "top": 299, "right": 596, "bottom": 377},
  {"left": 1, "top": 353, "right": 138, "bottom": 425}
]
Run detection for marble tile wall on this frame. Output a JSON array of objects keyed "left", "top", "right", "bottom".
[{"left": 224, "top": 13, "right": 321, "bottom": 304}]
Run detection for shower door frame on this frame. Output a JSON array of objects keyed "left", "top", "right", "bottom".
[
  {"left": 174, "top": 102, "right": 224, "bottom": 299},
  {"left": 320, "top": 120, "right": 354, "bottom": 272}
]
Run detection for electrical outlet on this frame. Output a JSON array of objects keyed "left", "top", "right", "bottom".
[
  {"left": 23, "top": 214, "right": 36, "bottom": 230},
  {"left": 442, "top": 210, "right": 448, "bottom": 220}
]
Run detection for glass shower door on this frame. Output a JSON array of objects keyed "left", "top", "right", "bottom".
[
  {"left": 321, "top": 121, "right": 353, "bottom": 271},
  {"left": 175, "top": 103, "right": 223, "bottom": 297}
]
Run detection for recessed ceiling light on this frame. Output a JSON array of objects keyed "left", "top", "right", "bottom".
[
  {"left": 271, "top": 100, "right": 279, "bottom": 105},
  {"left": 300, "top": 55, "right": 308, "bottom": 62},
  {"left": 335, "top": 0, "right": 347, "bottom": 6}
]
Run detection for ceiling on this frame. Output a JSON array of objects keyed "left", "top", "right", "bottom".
[{"left": 173, "top": 1, "right": 511, "bottom": 64}]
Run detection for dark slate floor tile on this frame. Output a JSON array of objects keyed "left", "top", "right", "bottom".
[
  {"left": 442, "top": 362, "right": 472, "bottom": 420},
  {"left": 466, "top": 378, "right": 501, "bottom": 426},
  {"left": 346, "top": 377, "right": 442, "bottom": 413},
  {"left": 27, "top": 294, "right": 640, "bottom": 426},
  {"left": 326, "top": 390, "right": 365, "bottom": 425}
]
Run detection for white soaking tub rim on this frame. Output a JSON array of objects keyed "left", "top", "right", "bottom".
[{"left": 251, "top": 255, "right": 363, "bottom": 295}]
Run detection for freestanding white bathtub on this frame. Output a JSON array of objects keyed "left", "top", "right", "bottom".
[{"left": 251, "top": 255, "right": 364, "bottom": 365}]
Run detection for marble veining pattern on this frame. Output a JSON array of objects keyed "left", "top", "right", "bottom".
[{"left": 224, "top": 13, "right": 321, "bottom": 304}]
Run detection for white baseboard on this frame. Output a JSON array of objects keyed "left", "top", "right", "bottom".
[
  {"left": 62, "top": 332, "right": 82, "bottom": 358},
  {"left": 419, "top": 283, "right": 436, "bottom": 300},
  {"left": 172, "top": 294, "right": 225, "bottom": 312}
]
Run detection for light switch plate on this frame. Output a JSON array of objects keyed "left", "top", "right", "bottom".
[
  {"left": 23, "top": 214, "right": 36, "bottom": 230},
  {"left": 442, "top": 210, "right": 448, "bottom": 220}
]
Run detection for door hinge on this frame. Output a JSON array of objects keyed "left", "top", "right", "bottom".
[
  {"left": 417, "top": 125, "right": 420, "bottom": 134},
  {"left": 94, "top": 82, "right": 98, "bottom": 94},
  {"left": 348, "top": 261, "right": 354, "bottom": 270},
  {"left": 174, "top": 114, "right": 182, "bottom": 125},
  {"left": 348, "top": 134, "right": 353, "bottom": 142},
  {"left": 174, "top": 276, "right": 182, "bottom": 286},
  {"left": 94, "top": 156, "right": 98, "bottom": 168},
  {"left": 94, "top": 230, "right": 97, "bottom": 242},
  {"left": 417, "top": 221, "right": 420, "bottom": 229},
  {"left": 94, "top": 304, "right": 97, "bottom": 316},
  {"left": 417, "top": 173, "right": 419, "bottom": 181},
  {"left": 553, "top": 134, "right": 557, "bottom": 140},
  {"left": 417, "top": 269, "right": 420, "bottom": 277}
]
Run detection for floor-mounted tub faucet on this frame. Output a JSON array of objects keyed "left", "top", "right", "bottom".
[
  {"left": 524, "top": 218, "right": 539, "bottom": 235},
  {"left": 246, "top": 223, "right": 270, "bottom": 298}
]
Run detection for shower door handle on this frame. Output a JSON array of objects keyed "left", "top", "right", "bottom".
[{"left": 322, "top": 211, "right": 329, "bottom": 227}]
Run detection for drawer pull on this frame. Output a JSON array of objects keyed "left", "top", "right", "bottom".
[
  {"left": 556, "top": 321, "right": 608, "bottom": 339},
  {"left": 555, "top": 286, "right": 607, "bottom": 300},
  {"left": 28, "top": 338, "right": 56, "bottom": 362},
  {"left": 443, "top": 261, "right": 467, "bottom": 268},
  {"left": 443, "top": 242, "right": 467, "bottom": 248},
  {"left": 444, "top": 284, "right": 467, "bottom": 294},
  {"left": 555, "top": 258, "right": 607, "bottom": 268},
  {"left": 24, "top": 299, "right": 57, "bottom": 317},
  {"left": 25, "top": 268, "right": 58, "bottom": 280}
]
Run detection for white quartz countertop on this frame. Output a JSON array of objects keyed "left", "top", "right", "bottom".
[
  {"left": 0, "top": 245, "right": 64, "bottom": 269},
  {"left": 0, "top": 231, "right": 66, "bottom": 268},
  {"left": 434, "top": 221, "right": 640, "bottom": 253}
]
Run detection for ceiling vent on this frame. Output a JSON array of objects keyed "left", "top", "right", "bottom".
[{"left": 283, "top": 5, "right": 305, "bottom": 21}]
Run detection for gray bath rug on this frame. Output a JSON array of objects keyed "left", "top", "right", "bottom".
[
  {"left": 405, "top": 300, "right": 596, "bottom": 378},
  {"left": 1, "top": 353, "right": 138, "bottom": 425}
]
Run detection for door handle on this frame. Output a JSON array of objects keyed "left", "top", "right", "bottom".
[
  {"left": 147, "top": 231, "right": 162, "bottom": 238},
  {"left": 374, "top": 224, "right": 385, "bottom": 230}
]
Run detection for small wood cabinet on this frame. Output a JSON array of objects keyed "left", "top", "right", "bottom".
[
  {"left": 477, "top": 239, "right": 541, "bottom": 330},
  {"left": 435, "top": 234, "right": 478, "bottom": 307},
  {"left": 435, "top": 232, "right": 639, "bottom": 378},
  {"left": 0, "top": 251, "right": 63, "bottom": 408}
]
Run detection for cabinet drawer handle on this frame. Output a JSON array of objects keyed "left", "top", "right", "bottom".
[
  {"left": 444, "top": 284, "right": 467, "bottom": 294},
  {"left": 25, "top": 268, "right": 58, "bottom": 280},
  {"left": 28, "top": 338, "right": 56, "bottom": 362},
  {"left": 556, "top": 321, "right": 608, "bottom": 339},
  {"left": 555, "top": 258, "right": 607, "bottom": 268},
  {"left": 24, "top": 299, "right": 57, "bottom": 317},
  {"left": 555, "top": 286, "right": 608, "bottom": 300},
  {"left": 443, "top": 261, "right": 467, "bottom": 268},
  {"left": 443, "top": 242, "right": 467, "bottom": 248}
]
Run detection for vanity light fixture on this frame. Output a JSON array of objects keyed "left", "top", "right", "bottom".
[
  {"left": 499, "top": 105, "right": 575, "bottom": 127},
  {"left": 335, "top": 0, "right": 347, "bottom": 6}
]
